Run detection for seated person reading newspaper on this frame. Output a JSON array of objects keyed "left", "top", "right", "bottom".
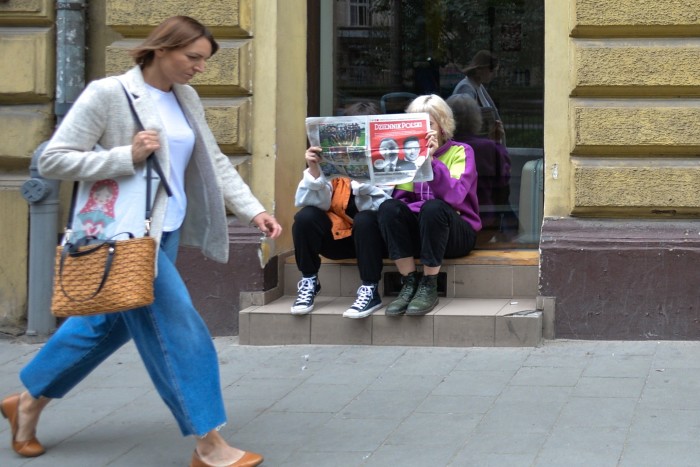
[
  {"left": 292, "top": 102, "right": 390, "bottom": 319},
  {"left": 373, "top": 94, "right": 481, "bottom": 316}
]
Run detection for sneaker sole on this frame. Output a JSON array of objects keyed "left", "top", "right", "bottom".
[
  {"left": 342, "top": 303, "right": 383, "bottom": 319},
  {"left": 290, "top": 306, "right": 314, "bottom": 315}
]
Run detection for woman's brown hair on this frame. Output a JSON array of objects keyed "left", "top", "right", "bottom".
[{"left": 129, "top": 16, "right": 219, "bottom": 67}]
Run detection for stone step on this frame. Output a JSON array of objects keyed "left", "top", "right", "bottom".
[
  {"left": 239, "top": 249, "right": 542, "bottom": 347},
  {"left": 282, "top": 250, "right": 540, "bottom": 299},
  {"left": 239, "top": 296, "right": 542, "bottom": 347}
]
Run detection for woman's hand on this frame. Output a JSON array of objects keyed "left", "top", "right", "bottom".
[
  {"left": 131, "top": 130, "right": 160, "bottom": 163},
  {"left": 490, "top": 120, "right": 505, "bottom": 143},
  {"left": 305, "top": 146, "right": 323, "bottom": 178},
  {"left": 252, "top": 212, "right": 283, "bottom": 239},
  {"left": 425, "top": 129, "right": 439, "bottom": 157}
]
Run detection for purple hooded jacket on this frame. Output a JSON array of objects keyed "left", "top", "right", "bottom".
[{"left": 393, "top": 140, "right": 481, "bottom": 232}]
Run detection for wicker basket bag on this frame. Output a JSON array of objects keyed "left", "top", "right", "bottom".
[{"left": 51, "top": 235, "right": 156, "bottom": 317}]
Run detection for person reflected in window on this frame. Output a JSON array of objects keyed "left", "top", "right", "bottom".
[
  {"left": 292, "top": 102, "right": 390, "bottom": 320},
  {"left": 447, "top": 94, "right": 518, "bottom": 246},
  {"left": 452, "top": 50, "right": 505, "bottom": 145},
  {"left": 376, "top": 94, "right": 480, "bottom": 316}
]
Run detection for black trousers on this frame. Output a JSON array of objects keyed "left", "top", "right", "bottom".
[
  {"left": 292, "top": 206, "right": 386, "bottom": 283},
  {"left": 377, "top": 198, "right": 476, "bottom": 267}
]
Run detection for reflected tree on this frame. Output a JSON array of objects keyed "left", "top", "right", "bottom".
[{"left": 365, "top": 0, "right": 543, "bottom": 93}]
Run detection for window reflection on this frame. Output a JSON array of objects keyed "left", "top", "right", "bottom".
[{"left": 328, "top": 0, "right": 544, "bottom": 248}]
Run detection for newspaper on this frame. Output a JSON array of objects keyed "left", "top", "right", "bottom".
[
  {"left": 305, "top": 112, "right": 433, "bottom": 186},
  {"left": 479, "top": 107, "right": 497, "bottom": 136}
]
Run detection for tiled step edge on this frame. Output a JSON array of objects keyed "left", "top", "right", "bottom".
[{"left": 240, "top": 296, "right": 542, "bottom": 347}]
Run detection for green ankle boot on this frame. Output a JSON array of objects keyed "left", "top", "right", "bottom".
[
  {"left": 386, "top": 272, "right": 420, "bottom": 316},
  {"left": 406, "top": 274, "right": 439, "bottom": 316}
]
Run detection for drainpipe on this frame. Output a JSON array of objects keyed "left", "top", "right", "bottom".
[
  {"left": 21, "top": 142, "right": 60, "bottom": 336},
  {"left": 21, "top": 0, "right": 86, "bottom": 336},
  {"left": 54, "top": 0, "right": 87, "bottom": 123}
]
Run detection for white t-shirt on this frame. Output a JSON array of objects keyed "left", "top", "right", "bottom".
[{"left": 146, "top": 84, "right": 195, "bottom": 231}]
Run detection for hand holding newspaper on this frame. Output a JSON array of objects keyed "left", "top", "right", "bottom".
[{"left": 305, "top": 112, "right": 433, "bottom": 186}]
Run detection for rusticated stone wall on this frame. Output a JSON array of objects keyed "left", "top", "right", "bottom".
[
  {"left": 104, "top": 1, "right": 276, "bottom": 336},
  {"left": 105, "top": 1, "right": 254, "bottom": 157},
  {"left": 0, "top": 0, "right": 308, "bottom": 336},
  {"left": 541, "top": 0, "right": 700, "bottom": 339},
  {"left": 0, "top": 0, "right": 55, "bottom": 331}
]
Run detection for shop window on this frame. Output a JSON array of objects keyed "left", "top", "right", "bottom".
[{"left": 312, "top": 0, "right": 544, "bottom": 249}]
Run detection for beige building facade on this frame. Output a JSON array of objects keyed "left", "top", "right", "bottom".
[
  {"left": 541, "top": 0, "right": 700, "bottom": 338},
  {"left": 0, "top": 0, "right": 307, "bottom": 334},
  {"left": 0, "top": 0, "right": 698, "bottom": 339}
]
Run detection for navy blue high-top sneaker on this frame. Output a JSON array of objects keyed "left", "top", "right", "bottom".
[{"left": 343, "top": 283, "right": 382, "bottom": 319}]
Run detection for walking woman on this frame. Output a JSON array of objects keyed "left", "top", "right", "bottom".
[
  {"left": 1, "top": 16, "right": 280, "bottom": 467},
  {"left": 378, "top": 94, "right": 480, "bottom": 316}
]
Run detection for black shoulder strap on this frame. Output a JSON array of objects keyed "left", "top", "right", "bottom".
[
  {"left": 116, "top": 79, "right": 173, "bottom": 198},
  {"left": 63, "top": 79, "right": 174, "bottom": 238}
]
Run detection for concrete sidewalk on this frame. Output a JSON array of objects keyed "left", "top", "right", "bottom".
[{"left": 1, "top": 337, "right": 700, "bottom": 466}]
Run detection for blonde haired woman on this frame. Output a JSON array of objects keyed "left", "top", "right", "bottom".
[
  {"left": 377, "top": 94, "right": 480, "bottom": 316},
  {"left": 1, "top": 16, "right": 277, "bottom": 467}
]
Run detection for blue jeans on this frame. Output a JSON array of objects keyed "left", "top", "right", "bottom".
[{"left": 20, "top": 230, "right": 226, "bottom": 436}]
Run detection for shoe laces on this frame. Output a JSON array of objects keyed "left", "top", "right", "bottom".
[
  {"left": 397, "top": 276, "right": 417, "bottom": 301},
  {"left": 413, "top": 279, "right": 435, "bottom": 300},
  {"left": 295, "top": 277, "right": 317, "bottom": 303},
  {"left": 351, "top": 285, "right": 375, "bottom": 308}
]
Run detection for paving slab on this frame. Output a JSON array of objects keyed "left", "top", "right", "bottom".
[{"left": 3, "top": 336, "right": 700, "bottom": 466}]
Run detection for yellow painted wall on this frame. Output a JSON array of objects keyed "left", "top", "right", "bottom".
[
  {"left": 0, "top": 180, "right": 29, "bottom": 330},
  {"left": 0, "top": 0, "right": 310, "bottom": 326},
  {"left": 545, "top": 0, "right": 700, "bottom": 219},
  {"left": 0, "top": 0, "right": 54, "bottom": 328},
  {"left": 543, "top": 0, "right": 572, "bottom": 217},
  {"left": 103, "top": 0, "right": 295, "bottom": 266},
  {"left": 3, "top": 0, "right": 698, "bottom": 328},
  {"left": 252, "top": 0, "right": 308, "bottom": 258}
]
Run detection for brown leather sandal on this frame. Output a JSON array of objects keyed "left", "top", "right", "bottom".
[{"left": 0, "top": 393, "right": 46, "bottom": 457}]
